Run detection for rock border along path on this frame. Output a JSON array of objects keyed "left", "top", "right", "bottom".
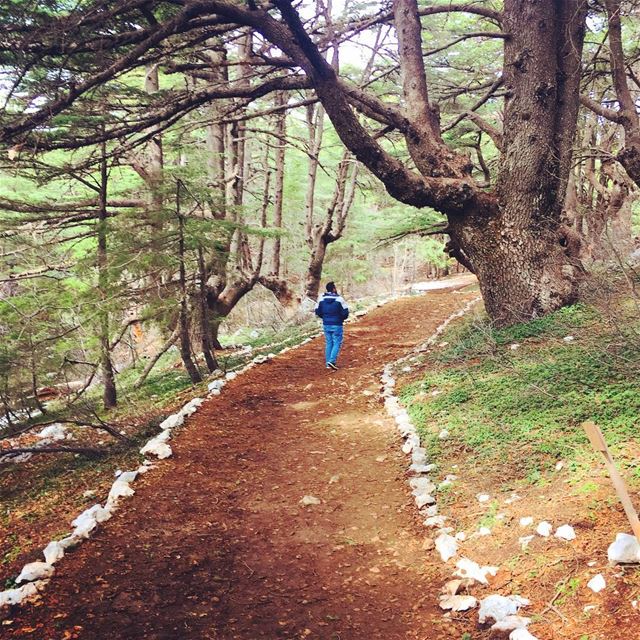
[
  {"left": 380, "top": 297, "right": 542, "bottom": 639},
  {"left": 4, "top": 283, "right": 477, "bottom": 640}
]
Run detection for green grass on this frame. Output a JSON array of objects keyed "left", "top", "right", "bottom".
[{"left": 399, "top": 302, "right": 640, "bottom": 481}]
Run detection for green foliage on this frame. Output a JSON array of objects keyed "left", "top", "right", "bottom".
[{"left": 399, "top": 302, "right": 640, "bottom": 481}]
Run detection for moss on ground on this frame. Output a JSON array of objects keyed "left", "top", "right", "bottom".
[{"left": 399, "top": 300, "right": 640, "bottom": 484}]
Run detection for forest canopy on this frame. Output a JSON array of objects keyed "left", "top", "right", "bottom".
[{"left": 0, "top": 0, "right": 639, "bottom": 413}]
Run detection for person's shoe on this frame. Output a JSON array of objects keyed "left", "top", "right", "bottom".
[
  {"left": 326, "top": 364, "right": 331, "bottom": 369},
  {"left": 328, "top": 362, "right": 338, "bottom": 370}
]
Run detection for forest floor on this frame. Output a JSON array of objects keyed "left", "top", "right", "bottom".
[{"left": 2, "top": 278, "right": 639, "bottom": 640}]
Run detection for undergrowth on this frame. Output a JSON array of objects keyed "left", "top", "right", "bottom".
[{"left": 399, "top": 299, "right": 640, "bottom": 484}]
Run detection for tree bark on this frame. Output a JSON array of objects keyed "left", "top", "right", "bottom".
[
  {"left": 270, "top": 91, "right": 287, "bottom": 276},
  {"left": 98, "top": 139, "right": 117, "bottom": 409},
  {"left": 603, "top": 0, "right": 640, "bottom": 187},
  {"left": 198, "top": 245, "right": 218, "bottom": 373},
  {"left": 445, "top": 0, "right": 587, "bottom": 324},
  {"left": 176, "top": 181, "right": 203, "bottom": 384}
]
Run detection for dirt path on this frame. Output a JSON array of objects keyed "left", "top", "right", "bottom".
[{"left": 6, "top": 288, "right": 476, "bottom": 640}]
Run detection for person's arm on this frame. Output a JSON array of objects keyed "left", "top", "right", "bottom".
[
  {"left": 315, "top": 299, "right": 323, "bottom": 318},
  {"left": 338, "top": 297, "right": 349, "bottom": 320}
]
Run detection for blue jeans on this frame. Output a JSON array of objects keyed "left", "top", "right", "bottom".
[{"left": 323, "top": 325, "right": 344, "bottom": 365}]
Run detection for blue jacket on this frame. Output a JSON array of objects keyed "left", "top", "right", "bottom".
[{"left": 315, "top": 292, "right": 349, "bottom": 326}]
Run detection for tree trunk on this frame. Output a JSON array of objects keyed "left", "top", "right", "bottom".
[
  {"left": 270, "top": 91, "right": 287, "bottom": 276},
  {"left": 304, "top": 240, "right": 328, "bottom": 301},
  {"left": 176, "top": 181, "right": 203, "bottom": 384},
  {"left": 446, "top": 0, "right": 587, "bottom": 325},
  {"left": 145, "top": 64, "right": 164, "bottom": 223},
  {"left": 208, "top": 310, "right": 224, "bottom": 351},
  {"left": 98, "top": 139, "right": 117, "bottom": 408},
  {"left": 603, "top": 0, "right": 640, "bottom": 188},
  {"left": 198, "top": 246, "right": 218, "bottom": 373}
]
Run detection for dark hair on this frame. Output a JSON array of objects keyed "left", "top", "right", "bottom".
[{"left": 326, "top": 281, "right": 337, "bottom": 292}]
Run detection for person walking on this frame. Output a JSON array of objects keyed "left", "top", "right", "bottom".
[{"left": 315, "top": 282, "right": 349, "bottom": 370}]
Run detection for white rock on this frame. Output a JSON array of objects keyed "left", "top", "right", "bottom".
[
  {"left": 411, "top": 449, "right": 428, "bottom": 465},
  {"left": 43, "top": 540, "right": 65, "bottom": 565},
  {"left": 519, "top": 517, "right": 534, "bottom": 527},
  {"left": 82, "top": 489, "right": 96, "bottom": 498},
  {"left": 587, "top": 574, "right": 606, "bottom": 593},
  {"left": 107, "top": 475, "right": 136, "bottom": 505},
  {"left": 519, "top": 535, "right": 535, "bottom": 550},
  {"left": 505, "top": 493, "right": 522, "bottom": 504},
  {"left": 159, "top": 413, "right": 184, "bottom": 430},
  {"left": 207, "top": 379, "right": 224, "bottom": 392},
  {"left": 415, "top": 492, "right": 436, "bottom": 508},
  {"left": 424, "top": 515, "right": 447, "bottom": 528},
  {"left": 299, "top": 495, "right": 321, "bottom": 506},
  {"left": 563, "top": 335, "right": 575, "bottom": 342},
  {"left": 58, "top": 535, "right": 80, "bottom": 550},
  {"left": 140, "top": 436, "right": 172, "bottom": 459},
  {"left": 454, "top": 558, "right": 498, "bottom": 585},
  {"left": 492, "top": 615, "right": 531, "bottom": 632},
  {"left": 455, "top": 532, "right": 467, "bottom": 541},
  {"left": 608, "top": 533, "right": 640, "bottom": 564},
  {"left": 477, "top": 493, "right": 490, "bottom": 503},
  {"left": 37, "top": 424, "right": 66, "bottom": 441},
  {"left": 118, "top": 470, "right": 137, "bottom": 485},
  {"left": 0, "top": 581, "right": 47, "bottom": 607},
  {"left": 435, "top": 533, "right": 458, "bottom": 562},
  {"left": 555, "top": 524, "right": 576, "bottom": 541},
  {"left": 16, "top": 561, "right": 54, "bottom": 584},
  {"left": 478, "top": 594, "right": 530, "bottom": 624},
  {"left": 478, "top": 527, "right": 492, "bottom": 536},
  {"left": 71, "top": 504, "right": 112, "bottom": 538},
  {"left": 438, "top": 429, "right": 450, "bottom": 440},
  {"left": 180, "top": 397, "right": 204, "bottom": 416},
  {"left": 226, "top": 371, "right": 237, "bottom": 381},
  {"left": 439, "top": 595, "right": 477, "bottom": 611},
  {"left": 424, "top": 505, "right": 439, "bottom": 517},
  {"left": 410, "top": 463, "right": 433, "bottom": 474},
  {"left": 442, "top": 578, "right": 467, "bottom": 595},
  {"left": 509, "top": 344, "right": 521, "bottom": 351},
  {"left": 555, "top": 461, "right": 564, "bottom": 471},
  {"left": 536, "top": 521, "right": 552, "bottom": 537},
  {"left": 209, "top": 389, "right": 221, "bottom": 396},
  {"left": 410, "top": 477, "right": 436, "bottom": 492}
]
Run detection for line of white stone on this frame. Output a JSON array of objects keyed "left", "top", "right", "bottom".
[{"left": 380, "top": 298, "right": 541, "bottom": 640}]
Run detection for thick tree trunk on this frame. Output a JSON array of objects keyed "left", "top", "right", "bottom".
[{"left": 445, "top": 0, "right": 587, "bottom": 325}]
